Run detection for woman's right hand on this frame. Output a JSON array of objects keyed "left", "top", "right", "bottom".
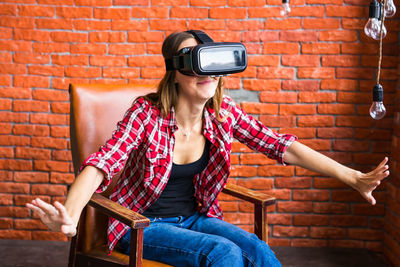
[{"left": 26, "top": 198, "right": 77, "bottom": 237}]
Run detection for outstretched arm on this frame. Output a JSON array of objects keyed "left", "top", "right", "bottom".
[
  {"left": 26, "top": 166, "right": 104, "bottom": 237},
  {"left": 283, "top": 141, "right": 389, "bottom": 205}
]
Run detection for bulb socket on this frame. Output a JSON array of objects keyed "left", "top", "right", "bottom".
[
  {"left": 369, "top": 0, "right": 380, "bottom": 18},
  {"left": 282, "top": 0, "right": 289, "bottom": 3},
  {"left": 373, "top": 83, "right": 384, "bottom": 101}
]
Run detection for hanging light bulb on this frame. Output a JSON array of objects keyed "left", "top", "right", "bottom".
[
  {"left": 384, "top": 0, "right": 396, "bottom": 17},
  {"left": 364, "top": 0, "right": 385, "bottom": 40},
  {"left": 375, "top": 2, "right": 387, "bottom": 40},
  {"left": 369, "top": 84, "right": 386, "bottom": 120},
  {"left": 280, "top": 0, "right": 291, "bottom": 16}
]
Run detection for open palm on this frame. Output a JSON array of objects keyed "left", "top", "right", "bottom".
[{"left": 26, "top": 198, "right": 77, "bottom": 237}]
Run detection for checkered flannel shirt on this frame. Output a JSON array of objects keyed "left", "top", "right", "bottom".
[{"left": 80, "top": 95, "right": 298, "bottom": 253}]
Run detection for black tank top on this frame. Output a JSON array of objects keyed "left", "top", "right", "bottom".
[{"left": 142, "top": 140, "right": 210, "bottom": 218}]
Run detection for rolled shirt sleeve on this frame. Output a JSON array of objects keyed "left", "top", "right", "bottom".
[
  {"left": 227, "top": 97, "right": 298, "bottom": 165},
  {"left": 79, "top": 98, "right": 148, "bottom": 192}
]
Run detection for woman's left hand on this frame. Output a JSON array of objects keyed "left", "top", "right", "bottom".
[{"left": 352, "top": 157, "right": 389, "bottom": 205}]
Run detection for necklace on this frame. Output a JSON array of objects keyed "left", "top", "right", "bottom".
[{"left": 176, "top": 118, "right": 202, "bottom": 142}]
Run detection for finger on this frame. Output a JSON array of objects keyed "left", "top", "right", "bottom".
[
  {"left": 26, "top": 203, "right": 46, "bottom": 217},
  {"left": 54, "top": 201, "right": 73, "bottom": 225},
  {"left": 377, "top": 157, "right": 388, "bottom": 169},
  {"left": 61, "top": 224, "right": 77, "bottom": 237},
  {"left": 35, "top": 198, "right": 58, "bottom": 215},
  {"left": 364, "top": 192, "right": 376, "bottom": 205}
]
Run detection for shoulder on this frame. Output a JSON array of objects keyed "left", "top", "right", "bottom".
[{"left": 131, "top": 96, "right": 161, "bottom": 115}]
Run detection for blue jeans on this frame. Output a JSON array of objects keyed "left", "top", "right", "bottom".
[{"left": 118, "top": 212, "right": 281, "bottom": 267}]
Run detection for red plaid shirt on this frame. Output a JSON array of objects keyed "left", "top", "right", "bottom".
[{"left": 80, "top": 95, "right": 297, "bottom": 252}]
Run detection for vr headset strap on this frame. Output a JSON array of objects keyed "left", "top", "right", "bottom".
[
  {"left": 165, "top": 30, "right": 214, "bottom": 71},
  {"left": 186, "top": 30, "right": 214, "bottom": 43}
]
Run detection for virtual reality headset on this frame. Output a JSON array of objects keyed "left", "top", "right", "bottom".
[{"left": 165, "top": 30, "right": 247, "bottom": 76}]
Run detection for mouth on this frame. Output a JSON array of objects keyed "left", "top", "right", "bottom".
[{"left": 197, "top": 80, "right": 213, "bottom": 85}]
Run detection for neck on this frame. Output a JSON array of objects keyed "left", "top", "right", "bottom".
[{"left": 175, "top": 97, "right": 206, "bottom": 128}]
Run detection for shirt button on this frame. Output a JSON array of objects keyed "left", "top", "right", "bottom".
[{"left": 220, "top": 148, "right": 223, "bottom": 152}]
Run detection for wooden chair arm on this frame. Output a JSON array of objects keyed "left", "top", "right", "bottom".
[
  {"left": 222, "top": 183, "right": 276, "bottom": 207},
  {"left": 222, "top": 182, "right": 276, "bottom": 243},
  {"left": 89, "top": 193, "right": 150, "bottom": 229}
]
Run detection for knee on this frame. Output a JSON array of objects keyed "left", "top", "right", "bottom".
[{"left": 207, "top": 239, "right": 243, "bottom": 266}]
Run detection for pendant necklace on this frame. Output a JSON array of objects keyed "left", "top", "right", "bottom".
[{"left": 177, "top": 118, "right": 201, "bottom": 142}]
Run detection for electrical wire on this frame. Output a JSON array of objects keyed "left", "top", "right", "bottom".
[{"left": 376, "top": 0, "right": 387, "bottom": 84}]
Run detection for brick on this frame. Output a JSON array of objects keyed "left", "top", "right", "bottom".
[
  {"left": 0, "top": 16, "right": 34, "bottom": 29},
  {"left": 337, "top": 68, "right": 374, "bottom": 79},
  {"left": 50, "top": 172, "right": 74, "bottom": 184},
  {"left": 94, "top": 8, "right": 130, "bottom": 19},
  {"left": 56, "top": 6, "right": 92, "bottom": 18},
  {"left": 326, "top": 6, "right": 365, "bottom": 17},
  {"left": 90, "top": 55, "right": 126, "bottom": 67},
  {"left": 293, "top": 189, "right": 330, "bottom": 201},
  {"left": 292, "top": 239, "right": 328, "bottom": 247},
  {"left": 13, "top": 76, "right": 49, "bottom": 88},
  {"left": 299, "top": 92, "right": 336, "bottom": 103},
  {"left": 322, "top": 55, "right": 360, "bottom": 67},
  {"left": 171, "top": 7, "right": 208, "bottom": 18},
  {"left": 31, "top": 184, "right": 67, "bottom": 196},
  {"left": 290, "top": 6, "right": 325, "bottom": 17},
  {"left": 243, "top": 79, "right": 280, "bottom": 91},
  {"left": 14, "top": 172, "right": 49, "bottom": 183},
  {"left": 277, "top": 201, "right": 313, "bottom": 212},
  {"left": 70, "top": 44, "right": 107, "bottom": 55},
  {"left": 109, "top": 44, "right": 146, "bottom": 55},
  {"left": 31, "top": 137, "right": 67, "bottom": 149},
  {"left": 15, "top": 54, "right": 50, "bottom": 66},
  {"left": 332, "top": 140, "right": 369, "bottom": 152},
  {"left": 0, "top": 112, "right": 29, "bottom": 123},
  {"left": 348, "top": 229, "right": 383, "bottom": 241},
  {"left": 227, "top": 20, "right": 264, "bottom": 31},
  {"left": 75, "top": 0, "right": 111, "bottom": 5},
  {"left": 35, "top": 18, "right": 72, "bottom": 30},
  {"left": 298, "top": 116, "right": 334, "bottom": 127},
  {"left": 341, "top": 43, "right": 378, "bottom": 55},
  {"left": 32, "top": 231, "right": 68, "bottom": 241},
  {"left": 0, "top": 230, "right": 31, "bottom": 240},
  {"left": 280, "top": 31, "right": 318, "bottom": 42},
  {"left": 0, "top": 147, "right": 13, "bottom": 158},
  {"left": 237, "top": 178, "right": 274, "bottom": 190},
  {"left": 241, "top": 32, "right": 279, "bottom": 43},
  {"left": 15, "top": 147, "right": 51, "bottom": 161},
  {"left": 0, "top": 159, "right": 32, "bottom": 171},
  {"left": 280, "top": 104, "right": 316, "bottom": 115},
  {"left": 259, "top": 115, "right": 296, "bottom": 128},
  {"left": 230, "top": 166, "right": 257, "bottom": 177},
  {"left": 0, "top": 194, "right": 13, "bottom": 205},
  {"left": 304, "top": 43, "right": 338, "bottom": 57},
  {"left": 336, "top": 116, "right": 373, "bottom": 128},
  {"left": 64, "top": 67, "right": 101, "bottom": 78},
  {"left": 74, "top": 20, "right": 111, "bottom": 31},
  {"left": 294, "top": 214, "right": 330, "bottom": 226},
  {"left": 317, "top": 104, "right": 355, "bottom": 115},
  {"left": 0, "top": 4, "right": 17, "bottom": 16},
  {"left": 310, "top": 227, "right": 346, "bottom": 238},
  {"left": 0, "top": 182, "right": 29, "bottom": 194},
  {"left": 240, "top": 102, "right": 278, "bottom": 115},
  {"left": 353, "top": 204, "right": 385, "bottom": 216},
  {"left": 14, "top": 219, "right": 47, "bottom": 230},
  {"left": 14, "top": 195, "right": 51, "bottom": 206},
  {"left": 331, "top": 215, "right": 368, "bottom": 227},
  {"left": 275, "top": 177, "right": 312, "bottom": 189},
  {"left": 32, "top": 89, "right": 68, "bottom": 101},
  {"left": 320, "top": 79, "right": 358, "bottom": 90},
  {"left": 273, "top": 226, "right": 308, "bottom": 237},
  {"left": 103, "top": 68, "right": 140, "bottom": 79},
  {"left": 13, "top": 124, "right": 49, "bottom": 136},
  {"left": 298, "top": 68, "right": 335, "bottom": 79},
  {"left": 260, "top": 92, "right": 297, "bottom": 103},
  {"left": 248, "top": 55, "right": 279, "bottom": 66},
  {"left": 301, "top": 139, "right": 331, "bottom": 151},
  {"left": 282, "top": 55, "right": 320, "bottom": 67},
  {"left": 14, "top": 29, "right": 50, "bottom": 42},
  {"left": 268, "top": 214, "right": 292, "bottom": 225},
  {"left": 265, "top": 19, "right": 301, "bottom": 30},
  {"left": 257, "top": 67, "right": 294, "bottom": 79},
  {"left": 0, "top": 136, "right": 29, "bottom": 146},
  {"left": 282, "top": 80, "right": 319, "bottom": 91},
  {"left": 224, "top": 212, "right": 253, "bottom": 224},
  {"left": 149, "top": 19, "right": 186, "bottom": 31},
  {"left": 263, "top": 43, "right": 299, "bottom": 54},
  {"left": 209, "top": 8, "right": 246, "bottom": 19},
  {"left": 258, "top": 166, "right": 294, "bottom": 177},
  {"left": 128, "top": 56, "right": 164, "bottom": 67},
  {"left": 0, "top": 76, "right": 11, "bottom": 86},
  {"left": 52, "top": 150, "right": 72, "bottom": 161},
  {"left": 51, "top": 31, "right": 88, "bottom": 43},
  {"left": 317, "top": 127, "right": 354, "bottom": 138},
  {"left": 52, "top": 55, "right": 88, "bottom": 66},
  {"left": 342, "top": 18, "right": 365, "bottom": 30},
  {"left": 141, "top": 68, "right": 165, "bottom": 79},
  {"left": 319, "top": 30, "right": 357, "bottom": 42},
  {"left": 0, "top": 64, "right": 26, "bottom": 75},
  {"left": 313, "top": 202, "right": 349, "bottom": 214},
  {"left": 303, "top": 18, "right": 340, "bottom": 29},
  {"left": 51, "top": 103, "right": 69, "bottom": 114},
  {"left": 12, "top": 100, "right": 48, "bottom": 113}
]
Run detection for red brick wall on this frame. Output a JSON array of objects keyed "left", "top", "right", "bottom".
[
  {"left": 0, "top": 0, "right": 398, "bottom": 264},
  {"left": 383, "top": 42, "right": 400, "bottom": 266}
]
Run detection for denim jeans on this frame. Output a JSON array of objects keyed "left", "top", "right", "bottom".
[{"left": 118, "top": 212, "right": 281, "bottom": 267}]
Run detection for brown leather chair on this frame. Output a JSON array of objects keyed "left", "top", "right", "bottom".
[{"left": 68, "top": 83, "right": 276, "bottom": 267}]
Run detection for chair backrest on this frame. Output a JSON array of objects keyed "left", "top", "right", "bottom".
[{"left": 69, "top": 83, "right": 156, "bottom": 252}]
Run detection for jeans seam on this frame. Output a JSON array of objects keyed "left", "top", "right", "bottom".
[
  {"left": 144, "top": 243, "right": 212, "bottom": 263},
  {"left": 242, "top": 250, "right": 258, "bottom": 267}
]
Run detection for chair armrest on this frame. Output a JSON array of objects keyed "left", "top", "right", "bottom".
[
  {"left": 222, "top": 183, "right": 276, "bottom": 207},
  {"left": 89, "top": 193, "right": 150, "bottom": 229}
]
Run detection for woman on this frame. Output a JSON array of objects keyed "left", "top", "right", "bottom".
[{"left": 27, "top": 31, "right": 389, "bottom": 267}]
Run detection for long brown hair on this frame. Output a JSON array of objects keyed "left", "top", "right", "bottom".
[{"left": 144, "top": 31, "right": 226, "bottom": 121}]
